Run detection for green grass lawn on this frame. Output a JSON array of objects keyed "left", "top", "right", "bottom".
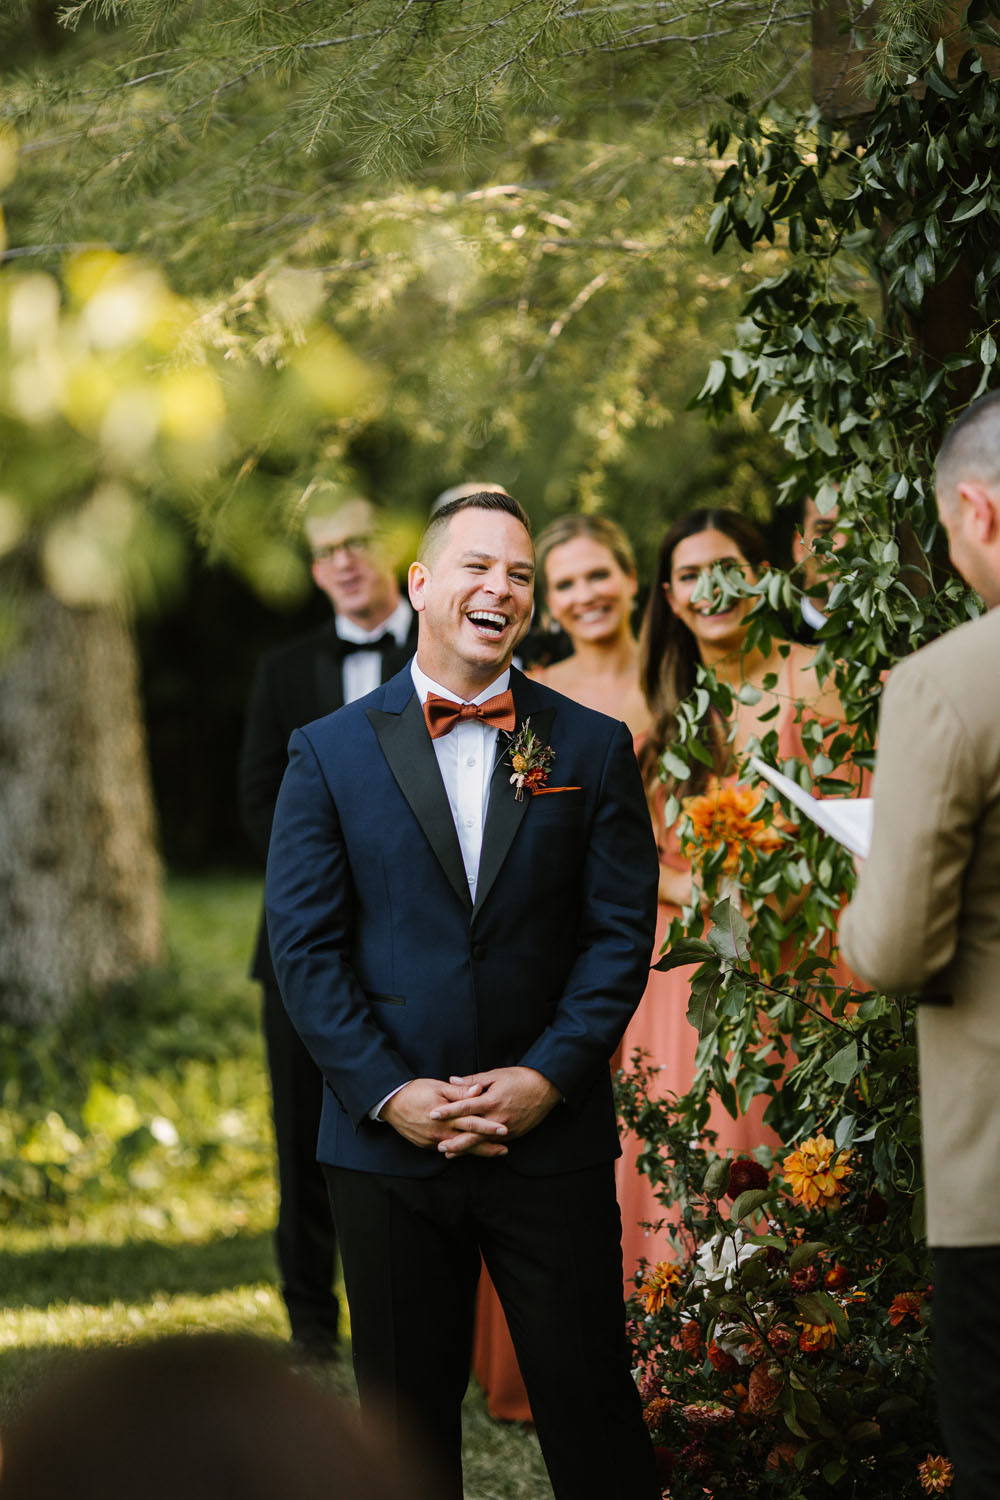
[{"left": 0, "top": 874, "right": 550, "bottom": 1500}]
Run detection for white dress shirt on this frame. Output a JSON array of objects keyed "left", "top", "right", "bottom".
[
  {"left": 335, "top": 598, "right": 413, "bottom": 704},
  {"left": 408, "top": 659, "right": 511, "bottom": 903},
  {"left": 370, "top": 660, "right": 512, "bottom": 1122}
]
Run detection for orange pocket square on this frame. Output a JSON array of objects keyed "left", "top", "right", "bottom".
[{"left": 531, "top": 785, "right": 582, "bottom": 796}]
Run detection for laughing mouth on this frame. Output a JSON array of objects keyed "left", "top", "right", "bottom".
[{"left": 467, "top": 610, "right": 508, "bottom": 635}]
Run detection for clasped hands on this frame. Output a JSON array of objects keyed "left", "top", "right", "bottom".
[{"left": 381, "top": 1067, "right": 560, "bottom": 1159}]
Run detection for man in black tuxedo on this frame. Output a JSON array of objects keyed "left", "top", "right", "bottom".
[
  {"left": 265, "top": 491, "right": 660, "bottom": 1499},
  {"left": 239, "top": 494, "right": 417, "bottom": 1359}
]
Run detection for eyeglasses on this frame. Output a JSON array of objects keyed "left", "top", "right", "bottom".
[{"left": 312, "top": 535, "right": 372, "bottom": 562}]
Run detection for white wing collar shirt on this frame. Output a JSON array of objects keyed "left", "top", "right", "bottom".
[
  {"left": 409, "top": 656, "right": 511, "bottom": 905},
  {"left": 335, "top": 597, "right": 413, "bottom": 704}
]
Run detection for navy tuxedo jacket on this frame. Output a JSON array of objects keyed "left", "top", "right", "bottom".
[{"left": 265, "top": 664, "right": 658, "bottom": 1178}]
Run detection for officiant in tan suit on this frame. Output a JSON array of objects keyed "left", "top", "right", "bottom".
[{"left": 840, "top": 389, "right": 1000, "bottom": 1500}]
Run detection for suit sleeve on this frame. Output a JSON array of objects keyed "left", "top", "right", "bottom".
[
  {"left": 518, "top": 720, "right": 659, "bottom": 1096},
  {"left": 265, "top": 728, "right": 414, "bottom": 1126},
  {"left": 238, "top": 659, "right": 290, "bottom": 862},
  {"left": 839, "top": 659, "right": 981, "bottom": 993}
]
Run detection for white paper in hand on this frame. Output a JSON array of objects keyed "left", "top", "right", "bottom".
[{"left": 748, "top": 755, "right": 872, "bottom": 860}]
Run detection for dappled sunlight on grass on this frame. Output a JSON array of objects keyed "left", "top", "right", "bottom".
[{"left": 0, "top": 874, "right": 550, "bottom": 1497}]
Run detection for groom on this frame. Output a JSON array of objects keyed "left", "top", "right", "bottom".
[{"left": 265, "top": 491, "right": 660, "bottom": 1500}]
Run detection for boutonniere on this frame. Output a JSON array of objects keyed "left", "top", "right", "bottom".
[{"left": 506, "top": 718, "right": 556, "bottom": 801}]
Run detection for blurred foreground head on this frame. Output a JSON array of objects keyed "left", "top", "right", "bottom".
[{"left": 0, "top": 1334, "right": 418, "bottom": 1500}]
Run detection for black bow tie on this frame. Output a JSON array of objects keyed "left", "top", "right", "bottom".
[{"left": 336, "top": 631, "right": 397, "bottom": 656}]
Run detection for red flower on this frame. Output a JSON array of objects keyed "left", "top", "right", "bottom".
[
  {"left": 680, "top": 1440, "right": 713, "bottom": 1476},
  {"left": 678, "top": 1320, "right": 703, "bottom": 1356},
  {"left": 728, "top": 1157, "right": 770, "bottom": 1196},
  {"left": 861, "top": 1188, "right": 888, "bottom": 1224},
  {"left": 652, "top": 1445, "right": 675, "bottom": 1484},
  {"left": 789, "top": 1265, "right": 820, "bottom": 1293},
  {"left": 707, "top": 1340, "right": 740, "bottom": 1377},
  {"left": 824, "top": 1262, "right": 852, "bottom": 1290}
]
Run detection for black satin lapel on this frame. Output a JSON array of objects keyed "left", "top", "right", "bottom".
[
  {"left": 366, "top": 695, "right": 472, "bottom": 911},
  {"left": 473, "top": 705, "right": 556, "bottom": 918}
]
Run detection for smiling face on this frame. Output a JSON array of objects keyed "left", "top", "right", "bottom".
[
  {"left": 408, "top": 505, "right": 534, "bottom": 697},
  {"left": 664, "top": 527, "right": 758, "bottom": 659},
  {"left": 306, "top": 499, "right": 400, "bottom": 628},
  {"left": 543, "top": 534, "right": 637, "bottom": 648}
]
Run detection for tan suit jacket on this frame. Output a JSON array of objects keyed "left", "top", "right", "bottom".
[{"left": 840, "top": 605, "right": 1000, "bottom": 1247}]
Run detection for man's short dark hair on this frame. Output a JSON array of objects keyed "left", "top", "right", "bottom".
[
  {"left": 417, "top": 490, "right": 532, "bottom": 564},
  {"left": 936, "top": 388, "right": 1000, "bottom": 514}
]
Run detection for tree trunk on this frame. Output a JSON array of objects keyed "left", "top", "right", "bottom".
[{"left": 0, "top": 588, "right": 163, "bottom": 1024}]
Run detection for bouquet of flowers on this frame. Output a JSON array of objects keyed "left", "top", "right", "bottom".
[{"left": 621, "top": 1116, "right": 944, "bottom": 1500}]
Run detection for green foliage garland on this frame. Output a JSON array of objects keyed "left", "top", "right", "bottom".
[{"left": 620, "top": 20, "right": 1000, "bottom": 1496}]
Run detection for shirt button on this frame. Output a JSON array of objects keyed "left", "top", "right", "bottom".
[
  {"left": 466, "top": 756, "right": 477, "bottom": 767},
  {"left": 464, "top": 817, "right": 476, "bottom": 828}
]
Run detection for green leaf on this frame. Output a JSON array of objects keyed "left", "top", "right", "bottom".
[
  {"left": 702, "top": 1156, "right": 731, "bottom": 1199},
  {"left": 661, "top": 748, "right": 690, "bottom": 780},
  {"left": 730, "top": 1186, "right": 773, "bottom": 1221},
  {"left": 688, "top": 975, "right": 721, "bottom": 1037},
  {"left": 739, "top": 1248, "right": 770, "bottom": 1289},
  {"left": 653, "top": 938, "right": 714, "bottom": 972},
  {"left": 824, "top": 1042, "right": 860, "bottom": 1085},
  {"left": 951, "top": 195, "right": 989, "bottom": 222},
  {"left": 789, "top": 1240, "right": 829, "bottom": 1271},
  {"left": 794, "top": 1292, "right": 831, "bottom": 1326},
  {"left": 698, "top": 359, "right": 727, "bottom": 398},
  {"left": 707, "top": 899, "right": 750, "bottom": 963}
]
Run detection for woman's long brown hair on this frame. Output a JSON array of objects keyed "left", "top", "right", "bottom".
[{"left": 637, "top": 508, "right": 768, "bottom": 799}]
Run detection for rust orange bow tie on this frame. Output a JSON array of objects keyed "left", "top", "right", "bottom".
[{"left": 423, "top": 690, "right": 516, "bottom": 739}]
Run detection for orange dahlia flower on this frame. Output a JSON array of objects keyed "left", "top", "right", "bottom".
[
  {"left": 680, "top": 779, "right": 785, "bottom": 874},
  {"left": 783, "top": 1134, "right": 853, "bottom": 1208},
  {"left": 888, "top": 1290, "right": 924, "bottom": 1326},
  {"left": 640, "top": 1260, "right": 683, "bottom": 1315},
  {"left": 918, "top": 1454, "right": 954, "bottom": 1492}
]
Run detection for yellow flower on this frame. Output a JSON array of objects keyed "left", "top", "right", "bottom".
[
  {"left": 918, "top": 1454, "right": 954, "bottom": 1493},
  {"left": 640, "top": 1261, "right": 683, "bottom": 1315},
  {"left": 511, "top": 752, "right": 527, "bottom": 772},
  {"left": 783, "top": 1134, "right": 853, "bottom": 1209},
  {"left": 797, "top": 1316, "right": 839, "bottom": 1353}
]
